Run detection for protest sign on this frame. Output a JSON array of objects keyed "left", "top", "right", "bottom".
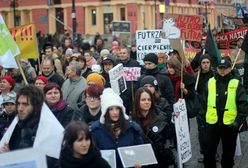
[
  {"left": 0, "top": 15, "right": 19, "bottom": 68},
  {"left": 0, "top": 148, "right": 47, "bottom": 168},
  {"left": 109, "top": 64, "right": 127, "bottom": 95},
  {"left": 118, "top": 144, "right": 157, "bottom": 167},
  {"left": 136, "top": 29, "right": 170, "bottom": 63},
  {"left": 123, "top": 67, "right": 141, "bottom": 81},
  {"left": 168, "top": 15, "right": 202, "bottom": 41},
  {"left": 101, "top": 150, "right": 116, "bottom": 168},
  {"left": 173, "top": 99, "right": 192, "bottom": 168},
  {"left": 112, "top": 21, "right": 131, "bottom": 47},
  {"left": 9, "top": 23, "right": 39, "bottom": 59}
]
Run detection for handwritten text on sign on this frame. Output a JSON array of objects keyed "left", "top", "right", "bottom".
[
  {"left": 173, "top": 99, "right": 192, "bottom": 167},
  {"left": 123, "top": 67, "right": 141, "bottom": 81}
]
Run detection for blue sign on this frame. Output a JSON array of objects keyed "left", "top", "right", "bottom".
[{"left": 236, "top": 6, "right": 247, "bottom": 17}]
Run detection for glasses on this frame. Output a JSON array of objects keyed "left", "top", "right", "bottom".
[{"left": 85, "top": 96, "right": 100, "bottom": 101}]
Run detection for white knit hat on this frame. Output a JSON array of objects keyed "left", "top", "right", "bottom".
[{"left": 100, "top": 88, "right": 129, "bottom": 124}]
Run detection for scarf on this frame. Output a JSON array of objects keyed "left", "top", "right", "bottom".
[
  {"left": 169, "top": 75, "right": 181, "bottom": 101},
  {"left": 49, "top": 99, "right": 66, "bottom": 113},
  {"left": 59, "top": 146, "right": 102, "bottom": 168}
]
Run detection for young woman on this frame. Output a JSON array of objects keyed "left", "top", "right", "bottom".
[
  {"left": 44, "top": 83, "right": 76, "bottom": 127},
  {"left": 59, "top": 121, "right": 110, "bottom": 168},
  {"left": 78, "top": 84, "right": 104, "bottom": 126},
  {"left": 91, "top": 88, "right": 143, "bottom": 168},
  {"left": 133, "top": 88, "right": 175, "bottom": 168},
  {"left": 167, "top": 57, "right": 196, "bottom": 118}
]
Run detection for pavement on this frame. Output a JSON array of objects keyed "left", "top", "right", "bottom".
[{"left": 184, "top": 118, "right": 248, "bottom": 168}]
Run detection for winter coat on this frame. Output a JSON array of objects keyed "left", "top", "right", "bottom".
[
  {"left": 133, "top": 108, "right": 174, "bottom": 168},
  {"left": 0, "top": 111, "right": 16, "bottom": 140},
  {"left": 78, "top": 104, "right": 101, "bottom": 126},
  {"left": 44, "top": 71, "right": 65, "bottom": 88},
  {"left": 48, "top": 99, "right": 75, "bottom": 127},
  {"left": 58, "top": 146, "right": 110, "bottom": 168},
  {"left": 62, "top": 77, "right": 86, "bottom": 111},
  {"left": 91, "top": 120, "right": 144, "bottom": 168}
]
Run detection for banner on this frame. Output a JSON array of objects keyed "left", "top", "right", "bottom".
[
  {"left": 0, "top": 15, "right": 19, "bottom": 68},
  {"left": 173, "top": 99, "right": 192, "bottom": 168},
  {"left": 136, "top": 29, "right": 170, "bottom": 64},
  {"left": 9, "top": 24, "right": 39, "bottom": 59},
  {"left": 215, "top": 26, "right": 248, "bottom": 50}
]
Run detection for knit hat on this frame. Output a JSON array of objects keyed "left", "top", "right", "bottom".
[
  {"left": 100, "top": 88, "right": 129, "bottom": 124},
  {"left": 140, "top": 75, "right": 158, "bottom": 90},
  {"left": 143, "top": 53, "right": 158, "bottom": 64},
  {"left": 2, "top": 92, "right": 16, "bottom": 105},
  {"left": 36, "top": 76, "right": 48, "bottom": 85},
  {"left": 91, "top": 64, "right": 102, "bottom": 73},
  {"left": 86, "top": 73, "right": 106, "bottom": 86},
  {"left": 100, "top": 49, "right": 110, "bottom": 58},
  {"left": 1, "top": 76, "right": 15, "bottom": 91},
  {"left": 199, "top": 54, "right": 212, "bottom": 64}
]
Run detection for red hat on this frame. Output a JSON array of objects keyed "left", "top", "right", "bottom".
[
  {"left": 1, "top": 76, "right": 15, "bottom": 90},
  {"left": 36, "top": 76, "right": 48, "bottom": 85}
]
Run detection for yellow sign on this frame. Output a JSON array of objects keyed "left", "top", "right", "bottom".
[{"left": 9, "top": 24, "right": 39, "bottom": 59}]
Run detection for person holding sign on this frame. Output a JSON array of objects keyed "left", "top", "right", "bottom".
[
  {"left": 91, "top": 88, "right": 143, "bottom": 168},
  {"left": 203, "top": 58, "right": 248, "bottom": 168},
  {"left": 133, "top": 88, "right": 175, "bottom": 168},
  {"left": 59, "top": 121, "right": 111, "bottom": 168}
]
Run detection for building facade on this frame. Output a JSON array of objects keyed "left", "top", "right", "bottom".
[{"left": 0, "top": 0, "right": 245, "bottom": 35}]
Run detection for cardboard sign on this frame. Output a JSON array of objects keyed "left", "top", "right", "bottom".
[
  {"left": 136, "top": 29, "right": 170, "bottom": 63},
  {"left": 0, "top": 148, "right": 47, "bottom": 168},
  {"left": 101, "top": 150, "right": 116, "bottom": 168},
  {"left": 123, "top": 67, "right": 141, "bottom": 81},
  {"left": 109, "top": 64, "right": 127, "bottom": 95},
  {"left": 173, "top": 99, "right": 192, "bottom": 168},
  {"left": 118, "top": 144, "right": 157, "bottom": 167}
]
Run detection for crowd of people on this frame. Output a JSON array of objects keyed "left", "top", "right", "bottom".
[{"left": 0, "top": 32, "right": 248, "bottom": 168}]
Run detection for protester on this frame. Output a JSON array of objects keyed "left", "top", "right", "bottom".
[
  {"left": 101, "top": 55, "right": 116, "bottom": 88},
  {"left": 195, "top": 54, "right": 214, "bottom": 162},
  {"left": 34, "top": 75, "right": 48, "bottom": 91},
  {"left": 202, "top": 57, "right": 248, "bottom": 168},
  {"left": 91, "top": 88, "right": 143, "bottom": 168},
  {"left": 157, "top": 53, "right": 167, "bottom": 71},
  {"left": 78, "top": 56, "right": 92, "bottom": 78},
  {"left": 140, "top": 53, "right": 175, "bottom": 108},
  {"left": 62, "top": 62, "right": 87, "bottom": 111},
  {"left": 44, "top": 83, "right": 76, "bottom": 127},
  {"left": 0, "top": 85, "right": 64, "bottom": 168},
  {"left": 0, "top": 76, "right": 16, "bottom": 105},
  {"left": 78, "top": 84, "right": 104, "bottom": 126},
  {"left": 0, "top": 92, "right": 16, "bottom": 140},
  {"left": 133, "top": 87, "right": 175, "bottom": 168},
  {"left": 84, "top": 50, "right": 97, "bottom": 69},
  {"left": 41, "top": 58, "right": 65, "bottom": 87},
  {"left": 59, "top": 121, "right": 110, "bottom": 168}
]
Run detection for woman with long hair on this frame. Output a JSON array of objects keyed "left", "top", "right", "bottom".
[
  {"left": 91, "top": 88, "right": 143, "bottom": 168},
  {"left": 59, "top": 121, "right": 110, "bottom": 168},
  {"left": 133, "top": 88, "right": 175, "bottom": 168}
]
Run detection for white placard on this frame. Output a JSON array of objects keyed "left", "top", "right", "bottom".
[
  {"left": 173, "top": 99, "right": 192, "bottom": 168},
  {"left": 108, "top": 64, "right": 127, "bottom": 95},
  {"left": 136, "top": 29, "right": 171, "bottom": 64},
  {"left": 117, "top": 144, "right": 157, "bottom": 168},
  {"left": 123, "top": 67, "right": 141, "bottom": 81},
  {"left": 0, "top": 148, "right": 47, "bottom": 168},
  {"left": 101, "top": 150, "right": 116, "bottom": 168},
  {"left": 235, "top": 134, "right": 242, "bottom": 156}
]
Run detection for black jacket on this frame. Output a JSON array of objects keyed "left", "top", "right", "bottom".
[
  {"left": 78, "top": 105, "right": 101, "bottom": 126},
  {"left": 59, "top": 146, "right": 110, "bottom": 168},
  {"left": 202, "top": 72, "right": 248, "bottom": 128},
  {"left": 0, "top": 111, "right": 16, "bottom": 140},
  {"left": 140, "top": 67, "right": 176, "bottom": 107},
  {"left": 44, "top": 71, "right": 65, "bottom": 87}
]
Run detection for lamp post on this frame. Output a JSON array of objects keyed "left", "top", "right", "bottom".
[
  {"left": 10, "top": 0, "right": 18, "bottom": 26},
  {"left": 154, "top": 0, "right": 157, "bottom": 29},
  {"left": 72, "top": 0, "right": 77, "bottom": 43}
]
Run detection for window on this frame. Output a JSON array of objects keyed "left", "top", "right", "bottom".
[
  {"left": 120, "top": 8, "right": 125, "bottom": 21},
  {"left": 92, "top": 9, "right": 96, "bottom": 25}
]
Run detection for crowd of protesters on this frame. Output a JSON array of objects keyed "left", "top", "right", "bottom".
[{"left": 0, "top": 30, "right": 247, "bottom": 168}]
